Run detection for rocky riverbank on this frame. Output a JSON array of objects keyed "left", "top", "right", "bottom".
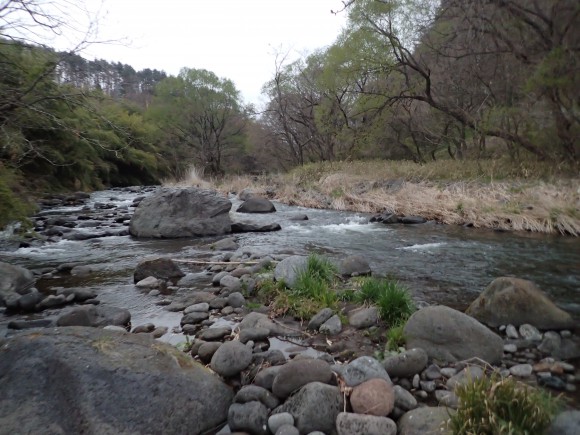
[{"left": 1, "top": 186, "right": 579, "bottom": 434}]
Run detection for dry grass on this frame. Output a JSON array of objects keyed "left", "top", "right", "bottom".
[
  {"left": 162, "top": 165, "right": 214, "bottom": 189},
  {"left": 208, "top": 159, "right": 580, "bottom": 236}
]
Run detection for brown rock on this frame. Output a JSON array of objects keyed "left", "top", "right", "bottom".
[{"left": 350, "top": 378, "right": 395, "bottom": 417}]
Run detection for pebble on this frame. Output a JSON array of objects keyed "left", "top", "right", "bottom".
[
  {"left": 393, "top": 385, "right": 417, "bottom": 411},
  {"left": 414, "top": 390, "right": 428, "bottom": 399},
  {"left": 560, "top": 330, "right": 572, "bottom": 338},
  {"left": 435, "top": 390, "right": 459, "bottom": 408},
  {"left": 440, "top": 367, "right": 457, "bottom": 378},
  {"left": 506, "top": 324, "right": 519, "bottom": 339},
  {"left": 420, "top": 380, "right": 436, "bottom": 393},
  {"left": 319, "top": 315, "right": 342, "bottom": 335},
  {"left": 350, "top": 378, "right": 395, "bottom": 416},
  {"left": 423, "top": 364, "right": 442, "bottom": 380},
  {"left": 275, "top": 425, "right": 299, "bottom": 435},
  {"left": 268, "top": 413, "right": 294, "bottom": 434},
  {"left": 519, "top": 324, "right": 542, "bottom": 341},
  {"left": 509, "top": 363, "right": 533, "bottom": 377},
  {"left": 538, "top": 376, "right": 567, "bottom": 390},
  {"left": 184, "top": 302, "right": 210, "bottom": 314},
  {"left": 332, "top": 356, "right": 391, "bottom": 387},
  {"left": 412, "top": 374, "right": 420, "bottom": 389},
  {"left": 503, "top": 344, "right": 517, "bottom": 353}
]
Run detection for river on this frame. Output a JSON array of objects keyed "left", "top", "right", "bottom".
[{"left": 1, "top": 188, "right": 579, "bottom": 341}]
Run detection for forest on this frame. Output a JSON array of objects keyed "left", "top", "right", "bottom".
[{"left": 0, "top": 0, "right": 578, "bottom": 228}]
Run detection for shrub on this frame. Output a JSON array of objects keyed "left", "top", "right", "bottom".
[
  {"left": 450, "top": 374, "right": 562, "bottom": 435},
  {"left": 386, "top": 322, "right": 406, "bottom": 352},
  {"left": 355, "top": 277, "right": 415, "bottom": 326}
]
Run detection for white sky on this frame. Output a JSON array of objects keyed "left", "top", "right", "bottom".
[{"left": 74, "top": 0, "right": 348, "bottom": 106}]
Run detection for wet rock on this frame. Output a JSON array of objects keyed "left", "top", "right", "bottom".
[
  {"left": 393, "top": 385, "right": 417, "bottom": 411},
  {"left": 400, "top": 216, "right": 426, "bottom": 224},
  {"left": 274, "top": 382, "right": 343, "bottom": 435},
  {"left": 18, "top": 290, "right": 43, "bottom": 311},
  {"left": 336, "top": 413, "right": 397, "bottom": 435},
  {"left": 57, "top": 305, "right": 130, "bottom": 328},
  {"left": 398, "top": 406, "right": 454, "bottom": 435},
  {"left": 538, "top": 375, "right": 567, "bottom": 390},
  {"left": 235, "top": 385, "right": 280, "bottom": 410},
  {"left": 466, "top": 277, "right": 574, "bottom": 330},
  {"left": 37, "top": 294, "right": 67, "bottom": 310},
  {"left": 348, "top": 307, "right": 379, "bottom": 329},
  {"left": 308, "top": 308, "right": 334, "bottom": 331},
  {"left": 228, "top": 401, "right": 268, "bottom": 435},
  {"left": 382, "top": 348, "right": 428, "bottom": 378},
  {"left": 211, "top": 340, "right": 253, "bottom": 377},
  {"left": 184, "top": 302, "right": 210, "bottom": 313},
  {"left": 320, "top": 315, "right": 342, "bottom": 335},
  {"left": 268, "top": 413, "right": 294, "bottom": 434},
  {"left": 350, "top": 378, "right": 395, "bottom": 416},
  {"left": 546, "top": 410, "right": 580, "bottom": 435},
  {"left": 236, "top": 197, "right": 276, "bottom": 213},
  {"left": 231, "top": 222, "right": 282, "bottom": 233},
  {"left": 8, "top": 319, "right": 55, "bottom": 329},
  {"left": 272, "top": 359, "right": 333, "bottom": 399},
  {"left": 70, "top": 264, "right": 94, "bottom": 276},
  {"left": 151, "top": 326, "right": 168, "bottom": 338},
  {"left": 132, "top": 323, "right": 154, "bottom": 334},
  {"left": 333, "top": 356, "right": 391, "bottom": 387},
  {"left": 370, "top": 212, "right": 399, "bottom": 224},
  {"left": 274, "top": 256, "right": 308, "bottom": 289},
  {"left": 0, "top": 327, "right": 232, "bottom": 434},
  {"left": 198, "top": 327, "right": 231, "bottom": 341},
  {"left": 404, "top": 306, "right": 504, "bottom": 364},
  {"left": 133, "top": 257, "right": 184, "bottom": 284},
  {"left": 339, "top": 255, "right": 371, "bottom": 277},
  {"left": 288, "top": 214, "right": 308, "bottom": 221},
  {"left": 211, "top": 237, "right": 239, "bottom": 251},
  {"left": 238, "top": 188, "right": 259, "bottom": 201},
  {"left": 129, "top": 187, "right": 232, "bottom": 238},
  {"left": 0, "top": 262, "right": 35, "bottom": 306},
  {"left": 135, "top": 276, "right": 160, "bottom": 289}
]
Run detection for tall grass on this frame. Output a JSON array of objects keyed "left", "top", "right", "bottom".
[
  {"left": 355, "top": 277, "right": 415, "bottom": 326},
  {"left": 450, "top": 374, "right": 562, "bottom": 435}
]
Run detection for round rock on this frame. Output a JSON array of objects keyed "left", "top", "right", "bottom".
[
  {"left": 211, "top": 340, "right": 252, "bottom": 377},
  {"left": 336, "top": 413, "right": 397, "bottom": 435},
  {"left": 350, "top": 378, "right": 395, "bottom": 416},
  {"left": 382, "top": 348, "right": 428, "bottom": 378},
  {"left": 272, "top": 358, "right": 333, "bottom": 399}
]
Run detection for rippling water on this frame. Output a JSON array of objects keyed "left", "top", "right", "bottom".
[{"left": 1, "top": 188, "right": 579, "bottom": 335}]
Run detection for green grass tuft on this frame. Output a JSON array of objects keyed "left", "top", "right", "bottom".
[
  {"left": 450, "top": 374, "right": 562, "bottom": 435},
  {"left": 355, "top": 277, "right": 415, "bottom": 326},
  {"left": 385, "top": 321, "right": 406, "bottom": 352}
]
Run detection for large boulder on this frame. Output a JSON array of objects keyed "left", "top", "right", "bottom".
[
  {"left": 129, "top": 188, "right": 232, "bottom": 238},
  {"left": 465, "top": 277, "right": 574, "bottom": 330},
  {"left": 236, "top": 197, "right": 276, "bottom": 213},
  {"left": 404, "top": 305, "right": 504, "bottom": 364},
  {"left": 0, "top": 262, "right": 35, "bottom": 306},
  {"left": 0, "top": 327, "right": 233, "bottom": 434}
]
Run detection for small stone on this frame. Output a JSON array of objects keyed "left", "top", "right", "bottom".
[
  {"left": 180, "top": 311, "right": 209, "bottom": 325},
  {"left": 509, "top": 364, "right": 533, "bottom": 377},
  {"left": 348, "top": 307, "right": 380, "bottom": 329},
  {"left": 434, "top": 390, "right": 459, "bottom": 409},
  {"left": 198, "top": 327, "right": 231, "bottom": 341},
  {"left": 307, "top": 308, "right": 334, "bottom": 331},
  {"left": 211, "top": 340, "right": 253, "bottom": 377},
  {"left": 228, "top": 401, "right": 268, "bottom": 435},
  {"left": 506, "top": 324, "right": 519, "bottom": 339},
  {"left": 239, "top": 327, "right": 270, "bottom": 344},
  {"left": 268, "top": 413, "right": 294, "bottom": 434},
  {"left": 519, "top": 324, "right": 542, "bottom": 341},
  {"left": 447, "top": 366, "right": 484, "bottom": 390},
  {"left": 538, "top": 376, "right": 567, "bottom": 391},
  {"left": 414, "top": 390, "right": 428, "bottom": 399},
  {"left": 135, "top": 276, "right": 160, "bottom": 289},
  {"left": 332, "top": 356, "right": 391, "bottom": 387},
  {"left": 440, "top": 367, "right": 457, "bottom": 378},
  {"left": 393, "top": 385, "right": 417, "bottom": 411},
  {"left": 275, "top": 425, "right": 299, "bottom": 435},
  {"left": 560, "top": 330, "right": 572, "bottom": 338},
  {"left": 383, "top": 348, "right": 428, "bottom": 379},
  {"left": 148, "top": 289, "right": 160, "bottom": 296},
  {"left": 235, "top": 385, "right": 279, "bottom": 410},
  {"left": 537, "top": 372, "right": 552, "bottom": 380},
  {"left": 423, "top": 364, "right": 442, "bottom": 380},
  {"left": 336, "top": 413, "right": 397, "bottom": 435},
  {"left": 499, "top": 325, "right": 506, "bottom": 332},
  {"left": 412, "top": 374, "right": 420, "bottom": 389},
  {"left": 350, "top": 378, "right": 395, "bottom": 416},
  {"left": 420, "top": 380, "right": 436, "bottom": 393},
  {"left": 227, "top": 292, "right": 246, "bottom": 308},
  {"left": 184, "top": 302, "right": 210, "bottom": 314},
  {"left": 538, "top": 331, "right": 562, "bottom": 355},
  {"left": 221, "top": 306, "right": 234, "bottom": 315},
  {"left": 197, "top": 342, "right": 222, "bottom": 363},
  {"left": 503, "top": 344, "right": 518, "bottom": 353},
  {"left": 319, "top": 315, "right": 342, "bottom": 335},
  {"left": 565, "top": 384, "right": 576, "bottom": 392},
  {"left": 132, "top": 323, "right": 155, "bottom": 334}
]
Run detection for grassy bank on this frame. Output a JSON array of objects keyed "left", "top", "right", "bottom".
[{"left": 211, "top": 159, "right": 579, "bottom": 236}]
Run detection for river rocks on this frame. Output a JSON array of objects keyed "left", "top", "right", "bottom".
[
  {"left": 269, "top": 413, "right": 295, "bottom": 433},
  {"left": 336, "top": 413, "right": 397, "bottom": 435},
  {"left": 0, "top": 327, "right": 233, "bottom": 435},
  {"left": 349, "top": 306, "right": 379, "bottom": 329},
  {"left": 320, "top": 314, "right": 342, "bottom": 335},
  {"left": 382, "top": 348, "right": 428, "bottom": 378},
  {"left": 339, "top": 255, "right": 371, "bottom": 277},
  {"left": 133, "top": 257, "right": 184, "bottom": 283},
  {"left": 272, "top": 358, "right": 334, "bottom": 399},
  {"left": 228, "top": 401, "right": 269, "bottom": 435},
  {"left": 546, "top": 410, "right": 580, "bottom": 435},
  {"left": 220, "top": 275, "right": 242, "bottom": 293},
  {"left": 135, "top": 276, "right": 160, "bottom": 289},
  {"left": 235, "top": 385, "right": 280, "bottom": 410},
  {"left": 0, "top": 262, "right": 35, "bottom": 306},
  {"left": 404, "top": 305, "right": 504, "bottom": 364},
  {"left": 350, "top": 378, "right": 395, "bottom": 416},
  {"left": 180, "top": 311, "right": 209, "bottom": 325},
  {"left": 308, "top": 307, "right": 334, "bottom": 330},
  {"left": 236, "top": 197, "right": 276, "bottom": 213},
  {"left": 509, "top": 363, "right": 533, "bottom": 377},
  {"left": 466, "top": 277, "right": 574, "bottom": 330},
  {"left": 198, "top": 327, "right": 231, "bottom": 341},
  {"left": 227, "top": 291, "right": 246, "bottom": 308},
  {"left": 274, "top": 382, "right": 344, "bottom": 435},
  {"left": 397, "top": 406, "right": 454, "bottom": 435},
  {"left": 274, "top": 255, "right": 308, "bottom": 288},
  {"left": 334, "top": 356, "right": 391, "bottom": 387},
  {"left": 239, "top": 312, "right": 300, "bottom": 336},
  {"left": 129, "top": 187, "right": 232, "bottom": 237},
  {"left": 393, "top": 385, "right": 418, "bottom": 411},
  {"left": 211, "top": 340, "right": 253, "bottom": 377}
]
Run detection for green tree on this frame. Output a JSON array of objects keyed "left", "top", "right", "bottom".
[{"left": 149, "top": 68, "right": 247, "bottom": 176}]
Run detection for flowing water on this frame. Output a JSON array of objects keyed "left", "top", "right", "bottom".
[{"left": 1, "top": 188, "right": 579, "bottom": 342}]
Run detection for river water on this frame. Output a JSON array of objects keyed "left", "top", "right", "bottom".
[{"left": 1, "top": 188, "right": 579, "bottom": 340}]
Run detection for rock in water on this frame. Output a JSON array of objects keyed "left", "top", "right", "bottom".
[
  {"left": 466, "top": 277, "right": 574, "bottom": 330},
  {"left": 236, "top": 197, "right": 276, "bottom": 213},
  {"left": 0, "top": 327, "right": 233, "bottom": 434},
  {"left": 133, "top": 257, "right": 184, "bottom": 283},
  {"left": 129, "top": 187, "right": 232, "bottom": 238},
  {"left": 0, "top": 262, "right": 35, "bottom": 306},
  {"left": 404, "top": 305, "right": 504, "bottom": 364}
]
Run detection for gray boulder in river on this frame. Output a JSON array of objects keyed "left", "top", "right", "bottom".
[
  {"left": 129, "top": 187, "right": 232, "bottom": 238},
  {"left": 0, "top": 327, "right": 233, "bottom": 434},
  {"left": 0, "top": 261, "right": 35, "bottom": 306}
]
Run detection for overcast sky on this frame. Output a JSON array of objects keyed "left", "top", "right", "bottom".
[{"left": 74, "top": 0, "right": 347, "bottom": 106}]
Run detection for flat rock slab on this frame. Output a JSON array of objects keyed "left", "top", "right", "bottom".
[{"left": 0, "top": 327, "right": 233, "bottom": 435}]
